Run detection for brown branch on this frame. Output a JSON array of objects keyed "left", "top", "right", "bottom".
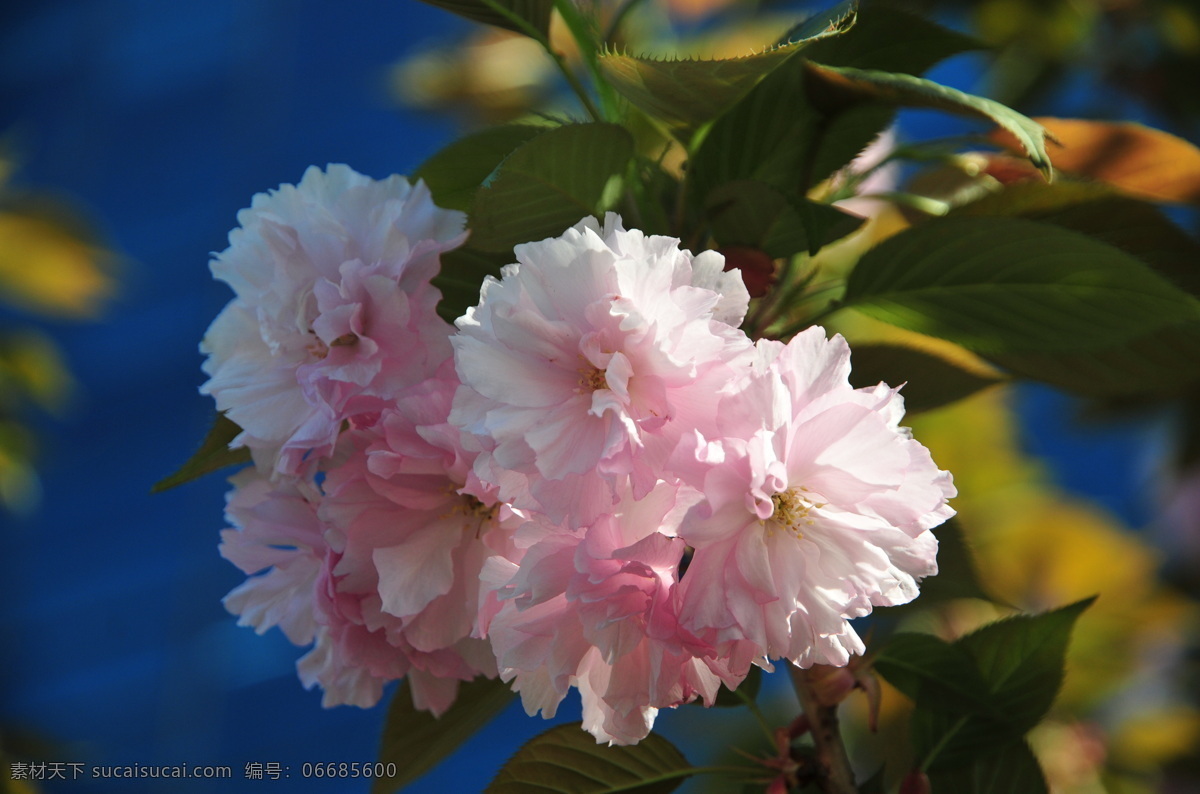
[{"left": 789, "top": 664, "right": 858, "bottom": 794}]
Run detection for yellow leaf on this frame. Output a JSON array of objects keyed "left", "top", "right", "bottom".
[{"left": 0, "top": 210, "right": 118, "bottom": 319}]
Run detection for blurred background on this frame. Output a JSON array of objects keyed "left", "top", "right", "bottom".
[{"left": 1, "top": 0, "right": 1198, "bottom": 792}]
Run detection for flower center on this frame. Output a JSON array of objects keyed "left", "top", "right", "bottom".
[
  {"left": 446, "top": 491, "right": 500, "bottom": 538},
  {"left": 305, "top": 329, "right": 358, "bottom": 361},
  {"left": 578, "top": 365, "right": 608, "bottom": 393},
  {"left": 767, "top": 487, "right": 824, "bottom": 537}
]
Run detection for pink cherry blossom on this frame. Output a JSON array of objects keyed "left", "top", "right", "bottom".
[
  {"left": 201, "top": 165, "right": 465, "bottom": 475},
  {"left": 674, "top": 328, "right": 955, "bottom": 668},
  {"left": 319, "top": 365, "right": 521, "bottom": 673},
  {"left": 218, "top": 366, "right": 516, "bottom": 714},
  {"left": 480, "top": 481, "right": 747, "bottom": 745},
  {"left": 449, "top": 213, "right": 753, "bottom": 527}
]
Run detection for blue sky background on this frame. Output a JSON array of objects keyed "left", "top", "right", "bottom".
[{"left": 0, "top": 1, "right": 1161, "bottom": 792}]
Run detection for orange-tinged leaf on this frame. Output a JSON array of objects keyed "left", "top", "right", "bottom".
[{"left": 992, "top": 118, "right": 1200, "bottom": 204}]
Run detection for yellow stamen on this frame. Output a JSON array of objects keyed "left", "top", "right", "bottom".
[
  {"left": 764, "top": 487, "right": 825, "bottom": 538},
  {"left": 578, "top": 366, "right": 607, "bottom": 393}
]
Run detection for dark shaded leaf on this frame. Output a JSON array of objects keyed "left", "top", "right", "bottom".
[
  {"left": 151, "top": 412, "right": 249, "bottom": 493},
  {"left": 686, "top": 55, "right": 893, "bottom": 209},
  {"left": 917, "top": 518, "right": 994, "bottom": 605},
  {"left": 469, "top": 123, "right": 634, "bottom": 252},
  {"left": 841, "top": 216, "right": 1200, "bottom": 354},
  {"left": 599, "top": 1, "right": 857, "bottom": 143},
  {"left": 705, "top": 180, "right": 864, "bottom": 258},
  {"left": 487, "top": 723, "right": 694, "bottom": 793},
  {"left": 846, "top": 343, "right": 1004, "bottom": 414},
  {"left": 434, "top": 245, "right": 512, "bottom": 323},
  {"left": 799, "top": 4, "right": 980, "bottom": 75},
  {"left": 373, "top": 676, "right": 516, "bottom": 793},
  {"left": 414, "top": 0, "right": 554, "bottom": 37},
  {"left": 987, "top": 320, "right": 1200, "bottom": 398},
  {"left": 802, "top": 63, "right": 1052, "bottom": 178},
  {"left": 927, "top": 739, "right": 1048, "bottom": 794},
  {"left": 857, "top": 767, "right": 887, "bottom": 794},
  {"left": 874, "top": 633, "right": 997, "bottom": 715},
  {"left": 416, "top": 125, "right": 546, "bottom": 212}
]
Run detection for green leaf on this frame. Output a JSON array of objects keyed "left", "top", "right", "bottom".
[
  {"left": 686, "top": 54, "right": 893, "bottom": 208},
  {"left": 956, "top": 598, "right": 1094, "bottom": 738},
  {"left": 151, "top": 412, "right": 250, "bottom": 493},
  {"left": 434, "top": 244, "right": 512, "bottom": 323},
  {"left": 953, "top": 182, "right": 1200, "bottom": 298},
  {"left": 927, "top": 739, "right": 1048, "bottom": 794},
  {"left": 909, "top": 599, "right": 1094, "bottom": 771},
  {"left": 986, "top": 319, "right": 1200, "bottom": 399},
  {"left": 598, "top": 1, "right": 857, "bottom": 143},
  {"left": 705, "top": 180, "right": 864, "bottom": 258},
  {"left": 373, "top": 675, "right": 516, "bottom": 794},
  {"left": 486, "top": 723, "right": 694, "bottom": 793},
  {"left": 713, "top": 665, "right": 762, "bottom": 707},
  {"left": 798, "top": 4, "right": 980, "bottom": 75},
  {"left": 469, "top": 123, "right": 634, "bottom": 253},
  {"left": 802, "top": 63, "right": 1053, "bottom": 179},
  {"left": 841, "top": 216, "right": 1200, "bottom": 354},
  {"left": 873, "top": 633, "right": 998, "bottom": 716},
  {"left": 414, "top": 0, "right": 554, "bottom": 37},
  {"left": 846, "top": 343, "right": 1004, "bottom": 414},
  {"left": 416, "top": 125, "right": 546, "bottom": 212}
]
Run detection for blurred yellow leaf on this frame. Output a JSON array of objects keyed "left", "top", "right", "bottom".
[
  {"left": 0, "top": 209, "right": 118, "bottom": 319},
  {"left": 1110, "top": 706, "right": 1200, "bottom": 769},
  {"left": 0, "top": 331, "right": 76, "bottom": 414}
]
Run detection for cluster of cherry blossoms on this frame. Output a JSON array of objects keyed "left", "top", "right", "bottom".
[{"left": 203, "top": 164, "right": 955, "bottom": 745}]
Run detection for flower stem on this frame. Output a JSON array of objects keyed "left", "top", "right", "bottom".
[
  {"left": 552, "top": 0, "right": 619, "bottom": 119},
  {"left": 789, "top": 664, "right": 857, "bottom": 794}
]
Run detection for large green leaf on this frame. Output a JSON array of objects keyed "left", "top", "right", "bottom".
[
  {"left": 598, "top": 1, "right": 857, "bottom": 143},
  {"left": 953, "top": 181, "right": 1200, "bottom": 298},
  {"left": 841, "top": 216, "right": 1200, "bottom": 354},
  {"left": 415, "top": 0, "right": 554, "bottom": 37},
  {"left": 151, "top": 412, "right": 249, "bottom": 492},
  {"left": 373, "top": 675, "right": 516, "bottom": 793},
  {"left": 487, "top": 723, "right": 694, "bottom": 793},
  {"left": 802, "top": 63, "right": 1053, "bottom": 179},
  {"left": 705, "top": 180, "right": 864, "bottom": 258},
  {"left": 909, "top": 599, "right": 1094, "bottom": 771},
  {"left": 469, "top": 123, "right": 634, "bottom": 252},
  {"left": 797, "top": 4, "right": 980, "bottom": 75},
  {"left": 956, "top": 598, "right": 1094, "bottom": 738},
  {"left": 416, "top": 125, "right": 546, "bottom": 212},
  {"left": 928, "top": 740, "right": 1048, "bottom": 794},
  {"left": 846, "top": 343, "right": 1004, "bottom": 414}
]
